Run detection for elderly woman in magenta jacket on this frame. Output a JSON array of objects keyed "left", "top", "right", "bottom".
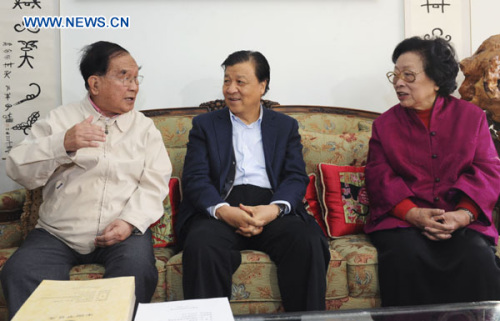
[{"left": 365, "top": 36, "right": 500, "bottom": 307}]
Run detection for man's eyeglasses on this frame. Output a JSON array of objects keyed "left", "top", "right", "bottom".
[
  {"left": 107, "top": 74, "right": 144, "bottom": 86},
  {"left": 386, "top": 70, "right": 422, "bottom": 84}
]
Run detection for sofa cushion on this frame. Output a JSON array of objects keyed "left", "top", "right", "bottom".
[
  {"left": 0, "top": 222, "right": 22, "bottom": 249},
  {"left": 149, "top": 115, "right": 195, "bottom": 178},
  {"left": 291, "top": 113, "right": 371, "bottom": 175},
  {"left": 318, "top": 164, "right": 369, "bottom": 237},
  {"left": 166, "top": 250, "right": 282, "bottom": 314},
  {"left": 165, "top": 248, "right": 349, "bottom": 314},
  {"left": 330, "top": 234, "right": 379, "bottom": 299},
  {"left": 150, "top": 177, "right": 182, "bottom": 247},
  {"left": 305, "top": 174, "right": 328, "bottom": 236}
]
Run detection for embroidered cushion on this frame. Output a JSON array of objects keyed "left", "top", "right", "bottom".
[
  {"left": 304, "top": 174, "right": 328, "bottom": 236},
  {"left": 318, "top": 164, "right": 369, "bottom": 237},
  {"left": 150, "top": 177, "right": 182, "bottom": 247}
]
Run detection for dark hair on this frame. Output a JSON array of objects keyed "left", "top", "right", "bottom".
[
  {"left": 221, "top": 50, "right": 270, "bottom": 95},
  {"left": 392, "top": 36, "right": 459, "bottom": 96},
  {"left": 79, "top": 41, "right": 129, "bottom": 90}
]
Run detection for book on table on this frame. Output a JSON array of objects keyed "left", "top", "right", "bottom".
[{"left": 12, "top": 276, "right": 135, "bottom": 321}]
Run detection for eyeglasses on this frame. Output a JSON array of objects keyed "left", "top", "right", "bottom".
[
  {"left": 106, "top": 74, "right": 144, "bottom": 86},
  {"left": 386, "top": 70, "right": 423, "bottom": 84}
]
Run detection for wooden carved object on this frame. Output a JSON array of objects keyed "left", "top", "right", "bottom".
[
  {"left": 459, "top": 34, "right": 500, "bottom": 227},
  {"left": 459, "top": 34, "right": 500, "bottom": 153}
]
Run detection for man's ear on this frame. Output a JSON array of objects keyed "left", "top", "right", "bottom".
[{"left": 87, "top": 75, "right": 101, "bottom": 96}]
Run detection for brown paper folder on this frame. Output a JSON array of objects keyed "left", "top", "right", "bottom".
[{"left": 12, "top": 276, "right": 135, "bottom": 321}]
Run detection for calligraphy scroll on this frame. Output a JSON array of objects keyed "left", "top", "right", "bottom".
[
  {"left": 0, "top": 0, "right": 61, "bottom": 159},
  {"left": 404, "top": 0, "right": 471, "bottom": 64}
]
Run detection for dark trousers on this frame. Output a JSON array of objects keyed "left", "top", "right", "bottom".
[
  {"left": 180, "top": 185, "right": 330, "bottom": 312},
  {"left": 1, "top": 228, "right": 158, "bottom": 320},
  {"left": 370, "top": 227, "right": 500, "bottom": 307}
]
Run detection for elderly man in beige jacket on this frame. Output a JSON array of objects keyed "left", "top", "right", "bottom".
[{"left": 2, "top": 41, "right": 171, "bottom": 320}]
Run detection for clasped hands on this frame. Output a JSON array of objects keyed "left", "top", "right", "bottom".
[
  {"left": 216, "top": 204, "right": 281, "bottom": 237},
  {"left": 405, "top": 207, "right": 472, "bottom": 241}
]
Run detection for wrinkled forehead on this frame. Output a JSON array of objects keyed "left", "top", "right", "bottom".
[{"left": 107, "top": 53, "right": 139, "bottom": 75}]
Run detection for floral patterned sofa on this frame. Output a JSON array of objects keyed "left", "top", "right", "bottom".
[{"left": 0, "top": 104, "right": 381, "bottom": 320}]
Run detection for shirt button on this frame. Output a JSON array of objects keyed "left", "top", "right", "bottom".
[
  {"left": 430, "top": 131, "right": 436, "bottom": 136},
  {"left": 432, "top": 154, "right": 438, "bottom": 159},
  {"left": 434, "top": 196, "right": 440, "bottom": 202},
  {"left": 435, "top": 177, "right": 440, "bottom": 182}
]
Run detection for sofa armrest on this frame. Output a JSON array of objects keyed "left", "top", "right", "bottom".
[
  {"left": 0, "top": 189, "right": 26, "bottom": 248},
  {"left": 0, "top": 189, "right": 25, "bottom": 222}
]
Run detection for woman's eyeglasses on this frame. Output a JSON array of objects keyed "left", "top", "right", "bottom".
[{"left": 386, "top": 70, "right": 423, "bottom": 84}]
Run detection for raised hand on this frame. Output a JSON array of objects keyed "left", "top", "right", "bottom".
[{"left": 64, "top": 115, "right": 106, "bottom": 152}]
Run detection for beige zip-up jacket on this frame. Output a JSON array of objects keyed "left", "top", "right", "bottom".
[{"left": 6, "top": 96, "right": 172, "bottom": 254}]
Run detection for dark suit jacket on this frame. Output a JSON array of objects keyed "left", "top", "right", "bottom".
[{"left": 175, "top": 107, "right": 310, "bottom": 238}]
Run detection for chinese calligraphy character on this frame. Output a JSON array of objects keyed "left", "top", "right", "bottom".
[
  {"left": 420, "top": 0, "right": 451, "bottom": 13},
  {"left": 3, "top": 113, "right": 13, "bottom": 123},
  {"left": 12, "top": 111, "right": 40, "bottom": 135},
  {"left": 13, "top": 0, "right": 42, "bottom": 10},
  {"left": 424, "top": 28, "right": 452, "bottom": 41},
  {"left": 17, "top": 40, "right": 38, "bottom": 69},
  {"left": 14, "top": 21, "right": 40, "bottom": 34},
  {"left": 14, "top": 83, "right": 41, "bottom": 105}
]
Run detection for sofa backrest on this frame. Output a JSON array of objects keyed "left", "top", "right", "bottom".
[
  {"left": 142, "top": 105, "right": 379, "bottom": 179},
  {"left": 20, "top": 105, "right": 379, "bottom": 237}
]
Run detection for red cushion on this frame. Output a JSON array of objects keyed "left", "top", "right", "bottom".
[
  {"left": 304, "top": 174, "right": 328, "bottom": 236},
  {"left": 318, "top": 164, "right": 369, "bottom": 237},
  {"left": 150, "top": 177, "right": 181, "bottom": 247}
]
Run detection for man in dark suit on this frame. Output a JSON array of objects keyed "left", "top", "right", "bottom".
[{"left": 176, "top": 50, "right": 330, "bottom": 312}]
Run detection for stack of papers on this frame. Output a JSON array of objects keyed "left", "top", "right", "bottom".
[{"left": 135, "top": 297, "right": 235, "bottom": 321}]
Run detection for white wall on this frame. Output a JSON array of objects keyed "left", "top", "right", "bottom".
[
  {"left": 2, "top": 0, "right": 500, "bottom": 194},
  {"left": 60, "top": 0, "right": 404, "bottom": 113}
]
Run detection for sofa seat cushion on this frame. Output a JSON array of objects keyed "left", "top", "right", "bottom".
[
  {"left": 66, "top": 248, "right": 169, "bottom": 302},
  {"left": 165, "top": 247, "right": 348, "bottom": 314},
  {"left": 330, "top": 234, "right": 379, "bottom": 298},
  {"left": 165, "top": 249, "right": 276, "bottom": 302},
  {"left": 0, "top": 245, "right": 175, "bottom": 312}
]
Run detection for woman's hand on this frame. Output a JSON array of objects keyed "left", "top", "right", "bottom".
[
  {"left": 422, "top": 209, "right": 471, "bottom": 241},
  {"left": 406, "top": 207, "right": 472, "bottom": 241},
  {"left": 405, "top": 207, "right": 451, "bottom": 241}
]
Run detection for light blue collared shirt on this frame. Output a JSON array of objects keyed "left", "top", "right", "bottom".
[
  {"left": 208, "top": 106, "right": 290, "bottom": 218},
  {"left": 231, "top": 106, "right": 271, "bottom": 188}
]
